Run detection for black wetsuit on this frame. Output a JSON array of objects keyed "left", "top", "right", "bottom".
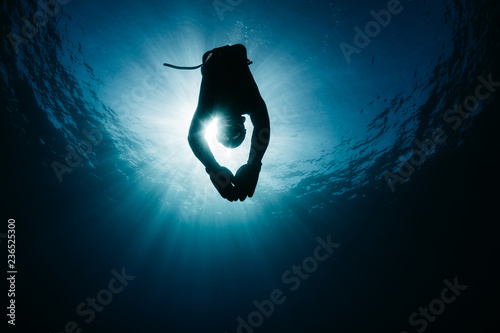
[
  {"left": 188, "top": 44, "right": 270, "bottom": 172},
  {"left": 187, "top": 44, "right": 270, "bottom": 201}
]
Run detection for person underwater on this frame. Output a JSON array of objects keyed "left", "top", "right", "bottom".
[{"left": 164, "top": 44, "right": 270, "bottom": 202}]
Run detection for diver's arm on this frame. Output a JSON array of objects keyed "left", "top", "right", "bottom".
[
  {"left": 248, "top": 103, "right": 271, "bottom": 165},
  {"left": 188, "top": 112, "right": 238, "bottom": 201},
  {"left": 188, "top": 114, "right": 220, "bottom": 172},
  {"left": 233, "top": 103, "right": 270, "bottom": 201}
]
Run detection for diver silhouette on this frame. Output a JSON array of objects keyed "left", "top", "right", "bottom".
[{"left": 165, "top": 44, "right": 270, "bottom": 201}]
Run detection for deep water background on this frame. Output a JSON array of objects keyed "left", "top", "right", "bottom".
[{"left": 2, "top": 0, "right": 500, "bottom": 332}]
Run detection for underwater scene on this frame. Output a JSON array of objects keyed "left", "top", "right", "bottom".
[{"left": 2, "top": 0, "right": 499, "bottom": 332}]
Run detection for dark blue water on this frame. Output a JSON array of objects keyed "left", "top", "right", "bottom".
[{"left": 2, "top": 0, "right": 499, "bottom": 332}]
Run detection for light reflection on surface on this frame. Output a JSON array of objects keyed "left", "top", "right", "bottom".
[{"left": 35, "top": 0, "right": 467, "bottom": 224}]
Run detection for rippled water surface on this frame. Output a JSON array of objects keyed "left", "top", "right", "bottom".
[{"left": 2, "top": 0, "right": 499, "bottom": 332}]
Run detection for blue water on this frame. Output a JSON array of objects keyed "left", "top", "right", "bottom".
[{"left": 2, "top": 0, "right": 499, "bottom": 332}]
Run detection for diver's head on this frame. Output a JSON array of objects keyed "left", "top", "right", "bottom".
[{"left": 216, "top": 116, "right": 246, "bottom": 148}]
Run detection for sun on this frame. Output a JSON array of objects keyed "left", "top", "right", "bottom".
[
  {"left": 204, "top": 117, "right": 219, "bottom": 142},
  {"left": 202, "top": 116, "right": 252, "bottom": 174}
]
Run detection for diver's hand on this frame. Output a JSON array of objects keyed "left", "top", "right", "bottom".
[
  {"left": 206, "top": 166, "right": 238, "bottom": 202},
  {"left": 234, "top": 163, "right": 261, "bottom": 201}
]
